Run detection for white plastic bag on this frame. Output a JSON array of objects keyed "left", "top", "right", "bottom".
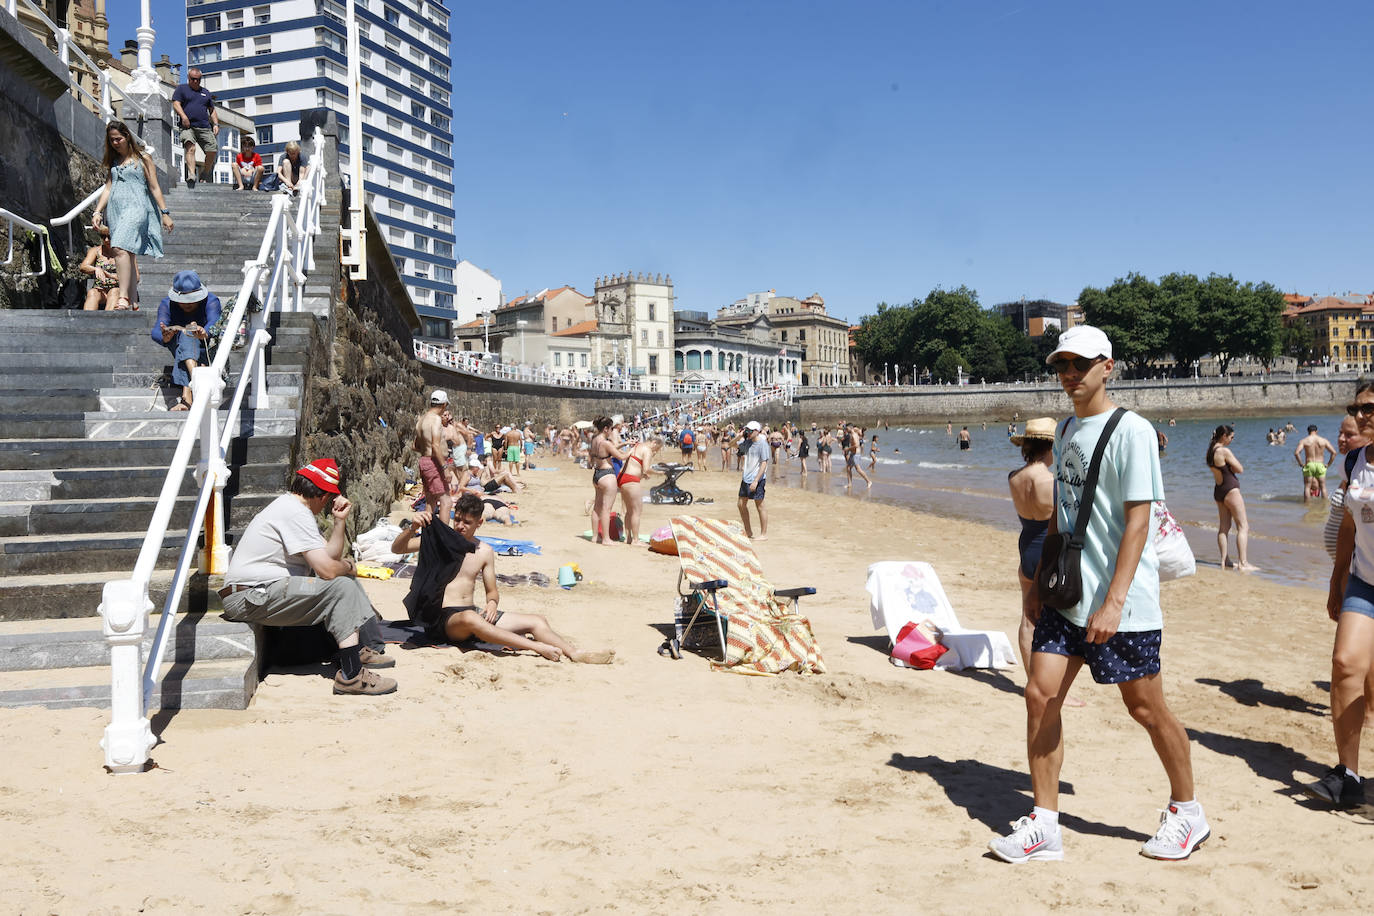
[{"left": 1152, "top": 501, "right": 1195, "bottom": 582}]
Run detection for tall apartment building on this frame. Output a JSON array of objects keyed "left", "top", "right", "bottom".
[{"left": 187, "top": 0, "right": 457, "bottom": 334}]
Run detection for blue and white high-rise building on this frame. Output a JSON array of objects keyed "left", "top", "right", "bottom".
[{"left": 187, "top": 0, "right": 457, "bottom": 334}]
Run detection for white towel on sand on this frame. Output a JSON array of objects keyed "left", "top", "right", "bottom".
[{"left": 865, "top": 561, "right": 1016, "bottom": 670}]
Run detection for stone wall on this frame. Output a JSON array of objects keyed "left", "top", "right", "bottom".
[
  {"left": 790, "top": 376, "right": 1362, "bottom": 425},
  {"left": 418, "top": 364, "right": 669, "bottom": 430}
]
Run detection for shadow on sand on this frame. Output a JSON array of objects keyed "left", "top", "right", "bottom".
[
  {"left": 1196, "top": 677, "right": 1327, "bottom": 717},
  {"left": 887, "top": 753, "right": 1149, "bottom": 840}
]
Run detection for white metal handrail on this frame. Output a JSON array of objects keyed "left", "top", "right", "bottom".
[
  {"left": 100, "top": 130, "right": 331, "bottom": 775},
  {"left": 414, "top": 340, "right": 668, "bottom": 393},
  {"left": 11, "top": 0, "right": 149, "bottom": 122},
  {"left": 0, "top": 207, "right": 49, "bottom": 277},
  {"left": 692, "top": 387, "right": 789, "bottom": 427}
]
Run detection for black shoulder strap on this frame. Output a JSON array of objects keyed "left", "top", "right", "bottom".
[
  {"left": 1346, "top": 448, "right": 1360, "bottom": 481},
  {"left": 1071, "top": 408, "right": 1128, "bottom": 547}
]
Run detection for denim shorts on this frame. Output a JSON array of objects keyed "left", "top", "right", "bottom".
[
  {"left": 1341, "top": 574, "right": 1374, "bottom": 620},
  {"left": 1032, "top": 608, "right": 1162, "bottom": 685}
]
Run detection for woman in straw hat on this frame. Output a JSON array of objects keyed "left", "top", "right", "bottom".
[{"left": 1009, "top": 417, "right": 1084, "bottom": 706}]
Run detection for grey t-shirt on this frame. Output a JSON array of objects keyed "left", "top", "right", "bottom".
[{"left": 224, "top": 494, "right": 326, "bottom": 585}]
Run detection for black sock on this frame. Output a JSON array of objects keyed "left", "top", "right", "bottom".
[{"left": 338, "top": 645, "right": 363, "bottom": 679}]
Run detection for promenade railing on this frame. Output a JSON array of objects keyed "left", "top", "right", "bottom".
[
  {"left": 414, "top": 340, "right": 672, "bottom": 394},
  {"left": 98, "top": 129, "right": 330, "bottom": 775},
  {"left": 692, "top": 386, "right": 791, "bottom": 427},
  {"left": 0, "top": 206, "right": 51, "bottom": 278}
]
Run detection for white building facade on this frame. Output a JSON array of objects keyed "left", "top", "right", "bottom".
[
  {"left": 454, "top": 259, "right": 502, "bottom": 327},
  {"left": 592, "top": 272, "right": 674, "bottom": 392},
  {"left": 187, "top": 0, "right": 457, "bottom": 333}
]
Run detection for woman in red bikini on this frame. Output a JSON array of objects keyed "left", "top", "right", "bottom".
[{"left": 618, "top": 435, "right": 662, "bottom": 547}]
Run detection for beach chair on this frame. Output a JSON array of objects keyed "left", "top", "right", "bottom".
[
  {"left": 664, "top": 516, "right": 825, "bottom": 674},
  {"left": 865, "top": 561, "right": 1016, "bottom": 670}
]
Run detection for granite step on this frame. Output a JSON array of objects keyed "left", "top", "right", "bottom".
[
  {"left": 0, "top": 655, "right": 256, "bottom": 710},
  {"left": 0, "top": 463, "right": 287, "bottom": 501},
  {"left": 0, "top": 491, "right": 276, "bottom": 536},
  {"left": 0, "top": 434, "right": 294, "bottom": 471},
  {"left": 0, "top": 528, "right": 190, "bottom": 576},
  {"left": 0, "top": 570, "right": 226, "bottom": 621},
  {"left": 0, "top": 408, "right": 298, "bottom": 440},
  {"left": 0, "top": 612, "right": 252, "bottom": 671}
]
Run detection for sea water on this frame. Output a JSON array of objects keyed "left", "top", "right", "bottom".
[{"left": 773, "top": 412, "right": 1351, "bottom": 591}]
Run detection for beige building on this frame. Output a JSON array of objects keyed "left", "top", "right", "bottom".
[
  {"left": 18, "top": 0, "right": 109, "bottom": 114},
  {"left": 716, "top": 291, "right": 850, "bottom": 386},
  {"left": 592, "top": 272, "right": 674, "bottom": 391}
]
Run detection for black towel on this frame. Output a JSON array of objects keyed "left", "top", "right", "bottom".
[{"left": 401, "top": 516, "right": 479, "bottom": 634}]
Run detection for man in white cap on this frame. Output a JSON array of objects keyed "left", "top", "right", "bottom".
[
  {"left": 737, "top": 420, "right": 772, "bottom": 540},
  {"left": 219, "top": 459, "right": 397, "bottom": 695},
  {"left": 990, "top": 324, "right": 1207, "bottom": 863},
  {"left": 414, "top": 391, "right": 453, "bottom": 525}
]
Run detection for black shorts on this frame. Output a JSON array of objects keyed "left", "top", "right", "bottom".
[
  {"left": 738, "top": 478, "right": 766, "bottom": 501},
  {"left": 1032, "top": 608, "right": 1161, "bottom": 685}
]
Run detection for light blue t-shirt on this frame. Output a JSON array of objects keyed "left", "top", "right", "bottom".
[
  {"left": 1052, "top": 408, "right": 1165, "bottom": 631},
  {"left": 740, "top": 437, "right": 771, "bottom": 485}
]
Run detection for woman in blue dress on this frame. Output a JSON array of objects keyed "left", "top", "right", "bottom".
[{"left": 90, "top": 121, "right": 173, "bottom": 311}]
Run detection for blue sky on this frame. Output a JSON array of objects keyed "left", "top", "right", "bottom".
[{"left": 109, "top": 0, "right": 1373, "bottom": 323}]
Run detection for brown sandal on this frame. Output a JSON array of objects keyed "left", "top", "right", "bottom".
[{"left": 169, "top": 397, "right": 190, "bottom": 412}]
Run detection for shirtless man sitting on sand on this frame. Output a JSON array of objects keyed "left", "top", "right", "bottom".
[
  {"left": 1294, "top": 424, "right": 1336, "bottom": 503},
  {"left": 392, "top": 492, "right": 612, "bottom": 664}
]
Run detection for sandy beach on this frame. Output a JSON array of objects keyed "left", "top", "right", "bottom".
[{"left": 3, "top": 452, "right": 1371, "bottom": 914}]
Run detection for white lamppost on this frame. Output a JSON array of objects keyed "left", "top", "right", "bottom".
[
  {"left": 517, "top": 319, "right": 528, "bottom": 364},
  {"left": 124, "top": 0, "right": 163, "bottom": 102},
  {"left": 481, "top": 311, "right": 491, "bottom": 357}
]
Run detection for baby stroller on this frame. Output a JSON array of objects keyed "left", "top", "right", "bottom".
[{"left": 650, "top": 463, "right": 694, "bottom": 505}]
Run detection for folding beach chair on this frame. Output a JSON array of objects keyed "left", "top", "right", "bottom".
[
  {"left": 663, "top": 516, "right": 825, "bottom": 674},
  {"left": 865, "top": 561, "right": 1016, "bottom": 670}
]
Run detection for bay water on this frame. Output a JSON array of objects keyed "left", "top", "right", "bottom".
[{"left": 772, "top": 412, "right": 1351, "bottom": 592}]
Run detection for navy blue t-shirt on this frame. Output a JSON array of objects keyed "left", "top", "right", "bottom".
[{"left": 172, "top": 83, "right": 215, "bottom": 127}]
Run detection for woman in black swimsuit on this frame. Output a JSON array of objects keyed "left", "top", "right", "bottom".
[
  {"left": 1008, "top": 419, "right": 1056, "bottom": 669},
  {"left": 1207, "top": 424, "right": 1257, "bottom": 571},
  {"left": 590, "top": 416, "right": 626, "bottom": 545}
]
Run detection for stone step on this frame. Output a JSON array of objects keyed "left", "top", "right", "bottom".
[
  {"left": 0, "top": 434, "right": 294, "bottom": 471},
  {"left": 0, "top": 528, "right": 189, "bottom": 576},
  {"left": 0, "top": 612, "right": 253, "bottom": 671},
  {"left": 0, "top": 326, "right": 314, "bottom": 348},
  {"left": 0, "top": 570, "right": 225, "bottom": 621},
  {"left": 0, "top": 655, "right": 256, "bottom": 710},
  {"left": 0, "top": 408, "right": 298, "bottom": 440},
  {"left": 96, "top": 386, "right": 301, "bottom": 413},
  {"left": 0, "top": 462, "right": 288, "bottom": 501},
  {"left": 0, "top": 491, "right": 276, "bottom": 536}
]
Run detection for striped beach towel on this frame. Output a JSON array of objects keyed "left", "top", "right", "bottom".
[{"left": 669, "top": 516, "right": 826, "bottom": 675}]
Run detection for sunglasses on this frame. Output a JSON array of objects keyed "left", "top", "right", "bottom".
[
  {"left": 1050, "top": 355, "right": 1105, "bottom": 375},
  {"left": 1346, "top": 403, "right": 1374, "bottom": 418}
]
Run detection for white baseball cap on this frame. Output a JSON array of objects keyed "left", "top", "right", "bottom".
[
  {"left": 1046, "top": 325, "right": 1112, "bottom": 364},
  {"left": 745, "top": 420, "right": 762, "bottom": 432},
  {"left": 430, "top": 390, "right": 448, "bottom": 405}
]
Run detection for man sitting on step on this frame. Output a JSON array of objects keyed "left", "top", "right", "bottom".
[{"left": 219, "top": 459, "right": 398, "bottom": 696}]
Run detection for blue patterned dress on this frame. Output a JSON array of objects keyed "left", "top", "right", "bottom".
[{"left": 106, "top": 159, "right": 163, "bottom": 258}]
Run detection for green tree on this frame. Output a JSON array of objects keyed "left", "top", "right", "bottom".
[
  {"left": 853, "top": 301, "right": 914, "bottom": 374},
  {"left": 1032, "top": 324, "right": 1062, "bottom": 369},
  {"left": 1197, "top": 274, "right": 1284, "bottom": 374},
  {"left": 1158, "top": 272, "right": 1204, "bottom": 376},
  {"left": 933, "top": 347, "right": 966, "bottom": 383},
  {"left": 1280, "top": 318, "right": 1315, "bottom": 363},
  {"left": 967, "top": 321, "right": 1007, "bottom": 381},
  {"left": 1078, "top": 273, "right": 1168, "bottom": 374}
]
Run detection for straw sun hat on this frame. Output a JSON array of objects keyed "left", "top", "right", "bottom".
[{"left": 1010, "top": 417, "right": 1057, "bottom": 447}]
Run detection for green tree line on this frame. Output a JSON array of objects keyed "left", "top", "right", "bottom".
[{"left": 852, "top": 273, "right": 1292, "bottom": 382}]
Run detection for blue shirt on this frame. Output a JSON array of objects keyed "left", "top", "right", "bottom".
[
  {"left": 1052, "top": 409, "right": 1165, "bottom": 631},
  {"left": 172, "top": 83, "right": 215, "bottom": 128},
  {"left": 152, "top": 293, "right": 223, "bottom": 345}
]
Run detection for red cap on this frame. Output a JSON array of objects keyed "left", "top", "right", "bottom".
[{"left": 297, "top": 458, "right": 341, "bottom": 494}]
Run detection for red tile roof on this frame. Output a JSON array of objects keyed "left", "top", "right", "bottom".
[{"left": 551, "top": 319, "right": 598, "bottom": 337}]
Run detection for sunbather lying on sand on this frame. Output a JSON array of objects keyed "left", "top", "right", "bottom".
[{"left": 393, "top": 492, "right": 612, "bottom": 664}]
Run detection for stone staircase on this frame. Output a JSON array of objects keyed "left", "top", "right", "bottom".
[{"left": 0, "top": 182, "right": 340, "bottom": 711}]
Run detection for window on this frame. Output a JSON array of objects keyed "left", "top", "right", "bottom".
[
  {"left": 191, "top": 43, "right": 224, "bottom": 64},
  {"left": 384, "top": 6, "right": 400, "bottom": 24},
  {"left": 386, "top": 61, "right": 402, "bottom": 76},
  {"left": 429, "top": 112, "right": 450, "bottom": 131},
  {"left": 431, "top": 61, "right": 449, "bottom": 80},
  {"left": 254, "top": 36, "right": 271, "bottom": 54},
  {"left": 218, "top": 148, "right": 231, "bottom": 163},
  {"left": 227, "top": 98, "right": 245, "bottom": 110},
  {"left": 411, "top": 73, "right": 425, "bottom": 90},
  {"left": 657, "top": 330, "right": 664, "bottom": 346},
  {"left": 386, "top": 116, "right": 402, "bottom": 131},
  {"left": 675, "top": 353, "right": 684, "bottom": 372},
  {"left": 257, "top": 125, "right": 273, "bottom": 144},
  {"left": 640, "top": 330, "right": 648, "bottom": 345},
  {"left": 412, "top": 235, "right": 428, "bottom": 252},
  {"left": 431, "top": 138, "right": 450, "bottom": 157},
  {"left": 554, "top": 352, "right": 562, "bottom": 368},
  {"left": 316, "top": 28, "right": 344, "bottom": 53},
  {"left": 385, "top": 35, "right": 401, "bottom": 51},
  {"left": 686, "top": 352, "right": 701, "bottom": 370},
  {"left": 254, "top": 95, "right": 272, "bottom": 113},
  {"left": 254, "top": 65, "right": 271, "bottom": 80},
  {"left": 435, "top": 293, "right": 454, "bottom": 311},
  {"left": 433, "top": 240, "right": 453, "bottom": 257},
  {"left": 434, "top": 266, "right": 453, "bottom": 283},
  {"left": 649, "top": 355, "right": 659, "bottom": 374},
  {"left": 197, "top": 15, "right": 220, "bottom": 33},
  {"left": 580, "top": 354, "right": 587, "bottom": 368},
  {"left": 799, "top": 329, "right": 806, "bottom": 341},
  {"left": 254, "top": 6, "right": 271, "bottom": 25},
  {"left": 387, "top": 143, "right": 402, "bottom": 156},
  {"left": 648, "top": 303, "right": 656, "bottom": 321},
  {"left": 411, "top": 102, "right": 425, "bottom": 119},
  {"left": 704, "top": 352, "right": 713, "bottom": 370},
  {"left": 386, "top": 88, "right": 401, "bottom": 103}
]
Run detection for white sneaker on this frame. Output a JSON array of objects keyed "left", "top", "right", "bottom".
[
  {"left": 988, "top": 813, "right": 1064, "bottom": 863},
  {"left": 1140, "top": 803, "right": 1210, "bottom": 860}
]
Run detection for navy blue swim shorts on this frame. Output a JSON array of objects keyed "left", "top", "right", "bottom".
[{"left": 1032, "top": 608, "right": 1162, "bottom": 685}]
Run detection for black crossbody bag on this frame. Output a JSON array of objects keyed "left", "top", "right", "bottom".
[{"left": 1037, "top": 408, "right": 1127, "bottom": 610}]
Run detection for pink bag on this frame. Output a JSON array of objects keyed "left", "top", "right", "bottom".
[{"left": 891, "top": 620, "right": 948, "bottom": 669}]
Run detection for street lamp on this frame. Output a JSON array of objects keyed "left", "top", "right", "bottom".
[
  {"left": 517, "top": 319, "right": 528, "bottom": 364},
  {"left": 480, "top": 311, "right": 491, "bottom": 358}
]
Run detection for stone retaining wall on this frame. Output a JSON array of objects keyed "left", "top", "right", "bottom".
[{"left": 418, "top": 365, "right": 669, "bottom": 429}]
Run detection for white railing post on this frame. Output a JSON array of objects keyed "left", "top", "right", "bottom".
[{"left": 98, "top": 579, "right": 154, "bottom": 774}]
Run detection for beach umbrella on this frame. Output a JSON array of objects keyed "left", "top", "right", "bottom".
[{"left": 572, "top": 420, "right": 594, "bottom": 429}]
